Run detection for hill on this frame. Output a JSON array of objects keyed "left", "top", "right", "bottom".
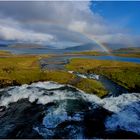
[
  {"left": 9, "top": 43, "right": 44, "bottom": 49},
  {"left": 64, "top": 43, "right": 101, "bottom": 51},
  {"left": 112, "top": 47, "right": 140, "bottom": 53}
]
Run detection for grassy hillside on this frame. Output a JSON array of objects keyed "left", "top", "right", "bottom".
[
  {"left": 70, "top": 49, "right": 140, "bottom": 58},
  {"left": 114, "top": 52, "right": 140, "bottom": 58},
  {"left": 111, "top": 47, "right": 140, "bottom": 58},
  {"left": 112, "top": 47, "right": 140, "bottom": 53}
]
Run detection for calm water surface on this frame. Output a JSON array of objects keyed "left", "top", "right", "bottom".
[{"left": 1, "top": 47, "right": 140, "bottom": 64}]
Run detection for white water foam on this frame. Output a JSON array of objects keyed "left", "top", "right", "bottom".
[
  {"left": 105, "top": 101, "right": 140, "bottom": 134},
  {"left": 0, "top": 81, "right": 140, "bottom": 135},
  {"left": 0, "top": 81, "right": 84, "bottom": 107},
  {"left": 102, "top": 93, "right": 140, "bottom": 112},
  {"left": 102, "top": 93, "right": 140, "bottom": 134},
  {"left": 30, "top": 81, "right": 64, "bottom": 89},
  {"left": 76, "top": 73, "right": 100, "bottom": 80},
  {"left": 68, "top": 71, "right": 100, "bottom": 80}
]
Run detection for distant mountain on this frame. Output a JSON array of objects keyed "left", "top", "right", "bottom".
[
  {"left": 112, "top": 47, "right": 140, "bottom": 53},
  {"left": 64, "top": 43, "right": 101, "bottom": 51},
  {"left": 101, "top": 43, "right": 129, "bottom": 50},
  {"left": 0, "top": 40, "right": 16, "bottom": 47},
  {"left": 64, "top": 43, "right": 133, "bottom": 52},
  {"left": 9, "top": 43, "right": 44, "bottom": 49}
]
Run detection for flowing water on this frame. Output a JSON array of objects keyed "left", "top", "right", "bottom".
[
  {"left": 40, "top": 55, "right": 140, "bottom": 70},
  {"left": 40, "top": 56, "right": 129, "bottom": 96},
  {"left": 0, "top": 54, "right": 140, "bottom": 138},
  {"left": 72, "top": 72, "right": 128, "bottom": 97},
  {"left": 0, "top": 81, "right": 140, "bottom": 139}
]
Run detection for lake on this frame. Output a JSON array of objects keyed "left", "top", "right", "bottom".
[
  {"left": 1, "top": 46, "right": 140, "bottom": 64},
  {"left": 41, "top": 55, "right": 140, "bottom": 65}
]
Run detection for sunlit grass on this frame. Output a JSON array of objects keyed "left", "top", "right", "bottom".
[
  {"left": 0, "top": 50, "right": 12, "bottom": 56},
  {"left": 40, "top": 70, "right": 107, "bottom": 97},
  {"left": 0, "top": 56, "right": 42, "bottom": 86},
  {"left": 0, "top": 55, "right": 107, "bottom": 97},
  {"left": 114, "top": 53, "right": 140, "bottom": 58},
  {"left": 66, "top": 58, "right": 140, "bottom": 92}
]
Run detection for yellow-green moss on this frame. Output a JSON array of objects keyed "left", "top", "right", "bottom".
[
  {"left": 40, "top": 70, "right": 107, "bottom": 97},
  {"left": 114, "top": 53, "right": 140, "bottom": 58},
  {"left": 0, "top": 55, "right": 107, "bottom": 97},
  {"left": 41, "top": 70, "right": 76, "bottom": 84},
  {"left": 66, "top": 58, "right": 140, "bottom": 91},
  {"left": 74, "top": 78, "right": 107, "bottom": 97},
  {"left": 72, "top": 51, "right": 103, "bottom": 56}
]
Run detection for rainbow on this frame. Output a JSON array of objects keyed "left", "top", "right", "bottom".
[
  {"left": 84, "top": 33, "right": 116, "bottom": 63},
  {"left": 84, "top": 33, "right": 110, "bottom": 53}
]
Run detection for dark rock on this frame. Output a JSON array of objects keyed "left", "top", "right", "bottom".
[
  {"left": 0, "top": 99, "right": 45, "bottom": 139},
  {"left": 83, "top": 106, "right": 112, "bottom": 138},
  {"left": 54, "top": 121, "right": 83, "bottom": 139},
  {"left": 0, "top": 106, "right": 6, "bottom": 112},
  {"left": 102, "top": 130, "right": 140, "bottom": 139}
]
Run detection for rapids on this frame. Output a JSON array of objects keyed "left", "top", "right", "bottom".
[{"left": 0, "top": 81, "right": 140, "bottom": 138}]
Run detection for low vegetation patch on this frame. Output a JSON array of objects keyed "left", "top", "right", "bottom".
[
  {"left": 72, "top": 51, "right": 104, "bottom": 56},
  {"left": 0, "top": 50, "right": 12, "bottom": 56},
  {"left": 40, "top": 70, "right": 107, "bottom": 97},
  {"left": 74, "top": 78, "right": 107, "bottom": 97},
  {"left": 66, "top": 58, "right": 140, "bottom": 92},
  {"left": 0, "top": 55, "right": 107, "bottom": 97},
  {"left": 0, "top": 56, "right": 42, "bottom": 86},
  {"left": 114, "top": 53, "right": 140, "bottom": 58}
]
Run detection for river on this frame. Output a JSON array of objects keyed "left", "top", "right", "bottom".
[
  {"left": 40, "top": 56, "right": 132, "bottom": 96},
  {"left": 1, "top": 46, "right": 140, "bottom": 64},
  {"left": 0, "top": 81, "right": 139, "bottom": 138},
  {"left": 0, "top": 54, "right": 140, "bottom": 138}
]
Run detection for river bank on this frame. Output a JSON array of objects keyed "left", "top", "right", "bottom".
[
  {"left": 0, "top": 53, "right": 107, "bottom": 97},
  {"left": 66, "top": 58, "right": 140, "bottom": 92},
  {"left": 0, "top": 51, "right": 140, "bottom": 95}
]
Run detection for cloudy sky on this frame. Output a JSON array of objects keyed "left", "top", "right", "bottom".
[{"left": 0, "top": 1, "right": 139, "bottom": 48}]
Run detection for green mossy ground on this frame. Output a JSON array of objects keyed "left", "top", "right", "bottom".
[
  {"left": 0, "top": 54, "right": 107, "bottom": 97},
  {"left": 72, "top": 51, "right": 104, "bottom": 56},
  {"left": 1, "top": 51, "right": 139, "bottom": 96},
  {"left": 114, "top": 53, "right": 140, "bottom": 58},
  {"left": 66, "top": 58, "right": 140, "bottom": 92},
  {"left": 71, "top": 50, "right": 140, "bottom": 58}
]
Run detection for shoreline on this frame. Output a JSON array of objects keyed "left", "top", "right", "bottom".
[{"left": 0, "top": 50, "right": 140, "bottom": 96}]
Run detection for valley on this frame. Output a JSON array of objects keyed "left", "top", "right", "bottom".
[{"left": 0, "top": 50, "right": 140, "bottom": 138}]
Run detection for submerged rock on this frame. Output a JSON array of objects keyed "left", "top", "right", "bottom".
[{"left": 0, "top": 99, "right": 44, "bottom": 139}]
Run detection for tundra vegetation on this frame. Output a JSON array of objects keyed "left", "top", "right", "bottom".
[
  {"left": 0, "top": 51, "right": 107, "bottom": 97},
  {"left": 66, "top": 58, "right": 140, "bottom": 92},
  {"left": 74, "top": 50, "right": 140, "bottom": 58},
  {"left": 114, "top": 53, "right": 140, "bottom": 58},
  {"left": 72, "top": 51, "right": 104, "bottom": 56}
]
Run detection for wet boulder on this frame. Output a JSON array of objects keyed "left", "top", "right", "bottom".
[
  {"left": 83, "top": 106, "right": 112, "bottom": 138},
  {"left": 0, "top": 99, "right": 45, "bottom": 139}
]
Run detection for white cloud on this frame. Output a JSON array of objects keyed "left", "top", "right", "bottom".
[
  {"left": 69, "top": 21, "right": 87, "bottom": 33},
  {"left": 0, "top": 1, "right": 138, "bottom": 47},
  {"left": 0, "top": 19, "right": 54, "bottom": 43},
  {"left": 92, "top": 34, "right": 134, "bottom": 45}
]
